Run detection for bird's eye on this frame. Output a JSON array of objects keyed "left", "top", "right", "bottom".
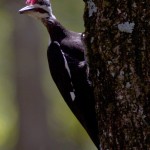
[{"left": 38, "top": 0, "right": 50, "bottom": 6}]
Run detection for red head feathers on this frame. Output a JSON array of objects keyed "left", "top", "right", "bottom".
[
  {"left": 26, "top": 0, "right": 36, "bottom": 5},
  {"left": 26, "top": 0, "right": 50, "bottom": 6}
]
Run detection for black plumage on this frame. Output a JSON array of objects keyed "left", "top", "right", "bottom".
[{"left": 45, "top": 19, "right": 99, "bottom": 148}]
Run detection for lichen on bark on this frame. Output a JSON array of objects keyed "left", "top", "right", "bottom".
[{"left": 84, "top": 0, "right": 150, "bottom": 149}]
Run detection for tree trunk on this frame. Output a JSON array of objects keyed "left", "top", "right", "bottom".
[{"left": 84, "top": 0, "right": 150, "bottom": 149}]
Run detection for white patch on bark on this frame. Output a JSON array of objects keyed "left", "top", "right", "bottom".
[
  {"left": 132, "top": 2, "right": 137, "bottom": 8},
  {"left": 87, "top": 0, "right": 97, "bottom": 17},
  {"left": 126, "top": 82, "right": 131, "bottom": 89},
  {"left": 107, "top": 61, "right": 112, "bottom": 65},
  {"left": 118, "top": 70, "right": 124, "bottom": 80},
  {"left": 97, "top": 69, "right": 100, "bottom": 77},
  {"left": 117, "top": 95, "right": 124, "bottom": 100},
  {"left": 111, "top": 72, "right": 115, "bottom": 77},
  {"left": 135, "top": 86, "right": 141, "bottom": 98},
  {"left": 118, "top": 22, "right": 135, "bottom": 33},
  {"left": 90, "top": 37, "right": 94, "bottom": 43}
]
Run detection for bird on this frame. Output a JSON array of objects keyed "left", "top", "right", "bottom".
[{"left": 19, "top": 0, "right": 100, "bottom": 149}]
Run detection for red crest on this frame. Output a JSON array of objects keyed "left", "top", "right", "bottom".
[{"left": 26, "top": 0, "right": 36, "bottom": 5}]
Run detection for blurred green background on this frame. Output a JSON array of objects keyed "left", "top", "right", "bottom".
[{"left": 0, "top": 0, "right": 96, "bottom": 150}]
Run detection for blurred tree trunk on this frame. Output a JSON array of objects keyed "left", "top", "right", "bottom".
[
  {"left": 84, "top": 0, "right": 150, "bottom": 149},
  {"left": 8, "top": 2, "right": 53, "bottom": 150},
  {"left": 14, "top": 21, "right": 50, "bottom": 150}
]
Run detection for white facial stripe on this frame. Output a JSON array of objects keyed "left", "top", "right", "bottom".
[
  {"left": 32, "top": 4, "right": 56, "bottom": 19},
  {"left": 19, "top": 4, "right": 56, "bottom": 19},
  {"left": 28, "top": 11, "right": 49, "bottom": 19}
]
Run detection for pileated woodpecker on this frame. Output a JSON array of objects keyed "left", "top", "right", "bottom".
[{"left": 19, "top": 0, "right": 99, "bottom": 149}]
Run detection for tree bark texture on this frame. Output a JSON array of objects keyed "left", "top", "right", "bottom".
[{"left": 84, "top": 0, "right": 150, "bottom": 149}]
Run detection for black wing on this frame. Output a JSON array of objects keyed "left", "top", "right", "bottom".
[
  {"left": 47, "top": 41, "right": 99, "bottom": 149},
  {"left": 47, "top": 41, "right": 75, "bottom": 102}
]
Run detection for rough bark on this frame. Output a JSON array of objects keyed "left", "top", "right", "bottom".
[{"left": 84, "top": 0, "right": 150, "bottom": 149}]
